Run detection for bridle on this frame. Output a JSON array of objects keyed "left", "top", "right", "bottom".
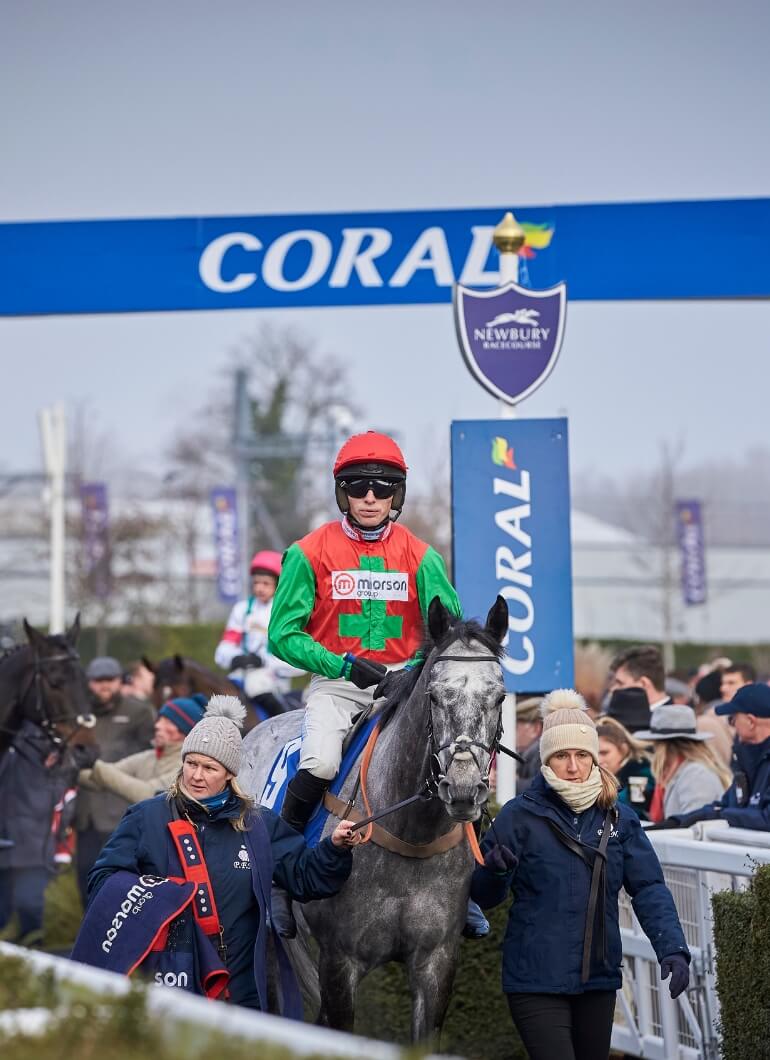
[
  {"left": 426, "top": 653, "right": 507, "bottom": 795},
  {"left": 12, "top": 645, "right": 95, "bottom": 749}
]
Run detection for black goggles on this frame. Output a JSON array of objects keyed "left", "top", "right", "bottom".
[{"left": 340, "top": 477, "right": 400, "bottom": 499}]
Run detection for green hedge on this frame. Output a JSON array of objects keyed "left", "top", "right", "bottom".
[{"left": 712, "top": 863, "right": 770, "bottom": 1060}]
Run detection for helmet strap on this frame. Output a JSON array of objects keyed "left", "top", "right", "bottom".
[{"left": 341, "top": 515, "right": 393, "bottom": 543}]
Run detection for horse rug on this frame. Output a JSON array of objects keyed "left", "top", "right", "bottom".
[{"left": 259, "top": 714, "right": 379, "bottom": 847}]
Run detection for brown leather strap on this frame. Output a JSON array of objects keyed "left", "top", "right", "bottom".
[{"left": 324, "top": 792, "right": 464, "bottom": 859}]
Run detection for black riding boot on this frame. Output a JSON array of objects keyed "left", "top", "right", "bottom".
[{"left": 272, "top": 770, "right": 331, "bottom": 938}]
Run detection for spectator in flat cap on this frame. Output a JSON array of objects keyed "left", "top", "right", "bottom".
[
  {"left": 649, "top": 685, "right": 770, "bottom": 831},
  {"left": 74, "top": 656, "right": 156, "bottom": 907},
  {"left": 78, "top": 694, "right": 208, "bottom": 808},
  {"left": 515, "top": 696, "right": 543, "bottom": 794}
]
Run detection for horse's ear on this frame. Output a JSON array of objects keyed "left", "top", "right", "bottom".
[
  {"left": 23, "top": 618, "right": 47, "bottom": 651},
  {"left": 427, "top": 596, "right": 452, "bottom": 645},
  {"left": 141, "top": 655, "right": 156, "bottom": 674},
  {"left": 485, "top": 595, "right": 509, "bottom": 644},
  {"left": 65, "top": 612, "right": 81, "bottom": 646},
  {"left": 173, "top": 653, "right": 185, "bottom": 672}
]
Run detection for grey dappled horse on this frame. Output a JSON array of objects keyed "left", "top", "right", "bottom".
[{"left": 240, "top": 596, "right": 508, "bottom": 1040}]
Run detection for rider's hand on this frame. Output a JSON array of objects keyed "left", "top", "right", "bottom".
[
  {"left": 344, "top": 654, "right": 387, "bottom": 690},
  {"left": 483, "top": 844, "right": 517, "bottom": 875},
  {"left": 231, "top": 653, "right": 263, "bottom": 670},
  {"left": 660, "top": 953, "right": 690, "bottom": 999},
  {"left": 331, "top": 819, "right": 363, "bottom": 849},
  {"left": 373, "top": 668, "right": 409, "bottom": 701}
]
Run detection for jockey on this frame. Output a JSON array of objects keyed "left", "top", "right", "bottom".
[
  {"left": 268, "top": 430, "right": 462, "bottom": 833},
  {"left": 215, "top": 550, "right": 304, "bottom": 715}
]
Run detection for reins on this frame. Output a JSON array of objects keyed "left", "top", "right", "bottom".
[
  {"left": 341, "top": 652, "right": 514, "bottom": 865},
  {"left": 0, "top": 646, "right": 92, "bottom": 752}
]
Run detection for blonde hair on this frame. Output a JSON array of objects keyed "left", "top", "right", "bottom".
[
  {"left": 597, "top": 764, "right": 620, "bottom": 809},
  {"left": 168, "top": 771, "right": 257, "bottom": 832},
  {"left": 651, "top": 739, "right": 732, "bottom": 790},
  {"left": 596, "top": 716, "right": 652, "bottom": 765}
]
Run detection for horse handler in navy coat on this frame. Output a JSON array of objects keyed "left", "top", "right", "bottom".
[
  {"left": 471, "top": 690, "right": 690, "bottom": 1060},
  {"left": 86, "top": 695, "right": 361, "bottom": 1012}
]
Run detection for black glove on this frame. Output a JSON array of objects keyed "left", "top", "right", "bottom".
[
  {"left": 69, "top": 744, "right": 100, "bottom": 770},
  {"left": 231, "top": 653, "right": 263, "bottom": 670},
  {"left": 646, "top": 818, "right": 683, "bottom": 831},
  {"left": 483, "top": 844, "right": 518, "bottom": 875},
  {"left": 345, "top": 654, "right": 387, "bottom": 690},
  {"left": 661, "top": 953, "right": 690, "bottom": 999},
  {"left": 374, "top": 668, "right": 408, "bottom": 701}
]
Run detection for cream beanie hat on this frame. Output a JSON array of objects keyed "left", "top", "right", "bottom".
[
  {"left": 181, "top": 695, "right": 247, "bottom": 775},
  {"left": 538, "top": 689, "right": 598, "bottom": 765}
]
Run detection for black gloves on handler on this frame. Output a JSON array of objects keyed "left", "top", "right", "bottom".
[
  {"left": 344, "top": 653, "right": 387, "bottom": 689},
  {"left": 483, "top": 844, "right": 518, "bottom": 875},
  {"left": 661, "top": 953, "right": 690, "bottom": 999}
]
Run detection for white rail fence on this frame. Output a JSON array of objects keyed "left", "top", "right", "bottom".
[
  {"left": 613, "top": 822, "right": 770, "bottom": 1060},
  {"left": 0, "top": 942, "right": 453, "bottom": 1059}
]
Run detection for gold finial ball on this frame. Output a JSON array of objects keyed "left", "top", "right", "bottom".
[{"left": 493, "top": 211, "right": 525, "bottom": 254}]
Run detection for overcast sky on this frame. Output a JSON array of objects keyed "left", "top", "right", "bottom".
[{"left": 1, "top": 1, "right": 768, "bottom": 496}]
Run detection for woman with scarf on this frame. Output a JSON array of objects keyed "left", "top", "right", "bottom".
[
  {"left": 84, "top": 696, "right": 361, "bottom": 1012},
  {"left": 471, "top": 690, "right": 690, "bottom": 1060}
]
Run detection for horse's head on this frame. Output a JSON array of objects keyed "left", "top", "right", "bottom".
[
  {"left": 426, "top": 596, "right": 508, "bottom": 822},
  {"left": 145, "top": 654, "right": 189, "bottom": 708},
  {"left": 22, "top": 614, "right": 96, "bottom": 741}
]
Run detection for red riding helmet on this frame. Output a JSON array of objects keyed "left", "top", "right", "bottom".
[
  {"left": 249, "top": 550, "right": 282, "bottom": 578},
  {"left": 333, "top": 431, "right": 407, "bottom": 520}
]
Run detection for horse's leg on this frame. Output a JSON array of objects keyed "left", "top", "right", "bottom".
[
  {"left": 406, "top": 943, "right": 458, "bottom": 1043},
  {"left": 317, "top": 953, "right": 364, "bottom": 1033}
]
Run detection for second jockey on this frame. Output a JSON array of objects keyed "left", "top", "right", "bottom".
[
  {"left": 215, "top": 550, "right": 304, "bottom": 717},
  {"left": 268, "top": 430, "right": 462, "bottom": 832}
]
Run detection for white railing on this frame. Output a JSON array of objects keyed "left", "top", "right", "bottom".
[
  {"left": 0, "top": 942, "right": 453, "bottom": 1060},
  {"left": 612, "top": 823, "right": 770, "bottom": 1060}
]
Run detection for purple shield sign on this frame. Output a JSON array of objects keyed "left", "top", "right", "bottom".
[{"left": 454, "top": 280, "right": 567, "bottom": 404}]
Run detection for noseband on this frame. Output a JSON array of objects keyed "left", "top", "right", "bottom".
[{"left": 427, "top": 653, "right": 505, "bottom": 794}]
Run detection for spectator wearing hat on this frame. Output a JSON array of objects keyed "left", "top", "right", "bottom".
[
  {"left": 515, "top": 696, "right": 543, "bottom": 794},
  {"left": 596, "top": 716, "right": 656, "bottom": 820},
  {"left": 605, "top": 686, "right": 652, "bottom": 734},
  {"left": 636, "top": 705, "right": 731, "bottom": 823},
  {"left": 78, "top": 695, "right": 208, "bottom": 807},
  {"left": 87, "top": 696, "right": 361, "bottom": 1012},
  {"left": 471, "top": 690, "right": 690, "bottom": 1060},
  {"left": 74, "top": 657, "right": 156, "bottom": 907},
  {"left": 649, "top": 684, "right": 770, "bottom": 831}
]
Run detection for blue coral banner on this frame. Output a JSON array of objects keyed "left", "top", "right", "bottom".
[
  {"left": 1, "top": 198, "right": 769, "bottom": 315},
  {"left": 675, "top": 499, "right": 707, "bottom": 606},
  {"left": 210, "top": 487, "right": 240, "bottom": 603},
  {"left": 451, "top": 418, "right": 574, "bottom": 693}
]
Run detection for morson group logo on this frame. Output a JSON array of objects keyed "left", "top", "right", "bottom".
[{"left": 455, "top": 280, "right": 567, "bottom": 406}]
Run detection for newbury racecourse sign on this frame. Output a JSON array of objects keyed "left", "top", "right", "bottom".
[{"left": 1, "top": 198, "right": 769, "bottom": 315}]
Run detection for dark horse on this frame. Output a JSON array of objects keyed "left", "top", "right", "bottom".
[
  {"left": 142, "top": 654, "right": 260, "bottom": 733},
  {"left": 241, "top": 597, "right": 508, "bottom": 1041},
  {"left": 0, "top": 615, "right": 95, "bottom": 756}
]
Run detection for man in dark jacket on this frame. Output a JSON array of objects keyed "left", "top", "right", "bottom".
[
  {"left": 515, "top": 696, "right": 543, "bottom": 794},
  {"left": 74, "top": 656, "right": 155, "bottom": 906},
  {"left": 653, "top": 683, "right": 770, "bottom": 831},
  {"left": 0, "top": 722, "right": 79, "bottom": 944}
]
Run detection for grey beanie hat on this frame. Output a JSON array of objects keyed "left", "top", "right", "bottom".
[{"left": 181, "top": 695, "right": 247, "bottom": 775}]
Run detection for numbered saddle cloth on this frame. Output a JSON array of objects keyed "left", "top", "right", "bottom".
[{"left": 259, "top": 713, "right": 379, "bottom": 846}]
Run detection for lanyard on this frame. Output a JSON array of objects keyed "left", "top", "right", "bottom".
[{"left": 167, "top": 819, "right": 227, "bottom": 962}]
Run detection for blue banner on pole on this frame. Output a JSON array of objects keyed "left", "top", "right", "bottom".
[
  {"left": 675, "top": 500, "right": 707, "bottom": 606},
  {"left": 1, "top": 198, "right": 769, "bottom": 316},
  {"left": 451, "top": 419, "right": 574, "bottom": 692},
  {"left": 210, "top": 488, "right": 240, "bottom": 603},
  {"left": 80, "top": 482, "right": 111, "bottom": 600}
]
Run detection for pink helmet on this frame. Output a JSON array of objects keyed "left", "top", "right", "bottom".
[{"left": 249, "top": 550, "right": 282, "bottom": 578}]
